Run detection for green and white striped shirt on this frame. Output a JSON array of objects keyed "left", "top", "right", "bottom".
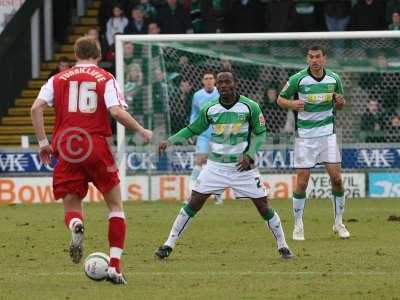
[
  {"left": 280, "top": 67, "right": 344, "bottom": 138},
  {"left": 169, "top": 95, "right": 267, "bottom": 163}
]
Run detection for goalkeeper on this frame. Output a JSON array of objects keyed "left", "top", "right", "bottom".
[{"left": 155, "top": 71, "right": 293, "bottom": 260}]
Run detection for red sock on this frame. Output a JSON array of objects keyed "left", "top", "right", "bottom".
[
  {"left": 108, "top": 212, "right": 126, "bottom": 272},
  {"left": 64, "top": 211, "right": 83, "bottom": 230},
  {"left": 109, "top": 258, "right": 120, "bottom": 271}
]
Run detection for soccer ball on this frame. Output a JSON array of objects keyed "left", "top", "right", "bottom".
[{"left": 83, "top": 252, "right": 110, "bottom": 281}]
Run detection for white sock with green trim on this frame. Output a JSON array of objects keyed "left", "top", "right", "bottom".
[
  {"left": 164, "top": 205, "right": 195, "bottom": 248},
  {"left": 293, "top": 192, "right": 306, "bottom": 226},
  {"left": 332, "top": 190, "right": 345, "bottom": 226},
  {"left": 265, "top": 210, "right": 288, "bottom": 249}
]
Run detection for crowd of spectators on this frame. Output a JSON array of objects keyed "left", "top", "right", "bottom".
[
  {"left": 98, "top": 0, "right": 400, "bottom": 38},
  {"left": 88, "top": 0, "right": 400, "bottom": 143},
  {"left": 95, "top": 0, "right": 400, "bottom": 68},
  {"left": 94, "top": 0, "right": 400, "bottom": 65}
]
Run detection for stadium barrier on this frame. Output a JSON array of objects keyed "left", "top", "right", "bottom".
[
  {"left": 1, "top": 145, "right": 399, "bottom": 204},
  {"left": 0, "top": 173, "right": 367, "bottom": 205}
]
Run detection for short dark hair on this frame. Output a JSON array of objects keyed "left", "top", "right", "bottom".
[
  {"left": 202, "top": 70, "right": 215, "bottom": 78},
  {"left": 217, "top": 70, "right": 237, "bottom": 82},
  {"left": 308, "top": 45, "right": 326, "bottom": 56}
]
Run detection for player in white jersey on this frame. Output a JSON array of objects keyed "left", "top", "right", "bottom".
[
  {"left": 189, "top": 71, "right": 222, "bottom": 204},
  {"left": 277, "top": 45, "right": 350, "bottom": 240}
]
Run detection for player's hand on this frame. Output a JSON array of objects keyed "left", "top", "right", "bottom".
[
  {"left": 158, "top": 140, "right": 171, "bottom": 156},
  {"left": 334, "top": 93, "right": 345, "bottom": 110},
  {"left": 39, "top": 145, "right": 53, "bottom": 165},
  {"left": 139, "top": 128, "right": 153, "bottom": 143},
  {"left": 291, "top": 100, "right": 305, "bottom": 111},
  {"left": 236, "top": 154, "right": 253, "bottom": 172}
]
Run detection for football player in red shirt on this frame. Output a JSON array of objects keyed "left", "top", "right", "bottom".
[{"left": 31, "top": 37, "right": 152, "bottom": 284}]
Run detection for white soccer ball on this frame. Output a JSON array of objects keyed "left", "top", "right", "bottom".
[{"left": 83, "top": 252, "right": 110, "bottom": 281}]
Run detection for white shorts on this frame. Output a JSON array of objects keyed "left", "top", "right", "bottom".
[
  {"left": 192, "top": 160, "right": 267, "bottom": 199},
  {"left": 294, "top": 134, "right": 341, "bottom": 169}
]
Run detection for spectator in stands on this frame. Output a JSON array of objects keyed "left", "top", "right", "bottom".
[
  {"left": 125, "top": 63, "right": 144, "bottom": 115},
  {"left": 124, "top": 6, "right": 149, "bottom": 34},
  {"left": 179, "top": 55, "right": 197, "bottom": 84},
  {"left": 106, "top": 4, "right": 128, "bottom": 47},
  {"left": 260, "top": 85, "right": 287, "bottom": 143},
  {"left": 86, "top": 27, "right": 104, "bottom": 46},
  {"left": 388, "top": 11, "right": 400, "bottom": 30},
  {"left": 292, "top": 1, "right": 319, "bottom": 32},
  {"left": 359, "top": 54, "right": 400, "bottom": 114},
  {"left": 148, "top": 22, "right": 161, "bottom": 34},
  {"left": 105, "top": 33, "right": 122, "bottom": 62},
  {"left": 349, "top": 0, "right": 386, "bottom": 31},
  {"left": 124, "top": 42, "right": 136, "bottom": 65},
  {"left": 184, "top": 0, "right": 204, "bottom": 33},
  {"left": 359, "top": 54, "right": 388, "bottom": 92},
  {"left": 200, "top": 0, "right": 230, "bottom": 33},
  {"left": 386, "top": 0, "right": 400, "bottom": 25},
  {"left": 86, "top": 27, "right": 100, "bottom": 40},
  {"left": 323, "top": 2, "right": 351, "bottom": 56},
  {"left": 48, "top": 57, "right": 70, "bottom": 79},
  {"left": 153, "top": 68, "right": 169, "bottom": 113},
  {"left": 137, "top": 0, "right": 157, "bottom": 20},
  {"left": 324, "top": 2, "right": 351, "bottom": 31},
  {"left": 225, "top": 0, "right": 265, "bottom": 33},
  {"left": 265, "top": 0, "right": 295, "bottom": 32},
  {"left": 156, "top": 0, "right": 193, "bottom": 34},
  {"left": 387, "top": 114, "right": 400, "bottom": 142},
  {"left": 171, "top": 79, "right": 193, "bottom": 133},
  {"left": 360, "top": 98, "right": 385, "bottom": 142},
  {"left": 86, "top": 28, "right": 108, "bottom": 59}
]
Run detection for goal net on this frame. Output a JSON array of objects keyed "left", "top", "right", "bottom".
[{"left": 115, "top": 32, "right": 400, "bottom": 201}]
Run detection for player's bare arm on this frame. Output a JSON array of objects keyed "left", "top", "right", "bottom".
[
  {"left": 31, "top": 98, "right": 52, "bottom": 164},
  {"left": 109, "top": 105, "right": 153, "bottom": 142},
  {"left": 334, "top": 93, "right": 346, "bottom": 110},
  {"left": 277, "top": 96, "right": 304, "bottom": 111},
  {"left": 160, "top": 102, "right": 210, "bottom": 156}
]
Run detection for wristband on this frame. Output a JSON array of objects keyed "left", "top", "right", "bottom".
[{"left": 38, "top": 139, "right": 49, "bottom": 148}]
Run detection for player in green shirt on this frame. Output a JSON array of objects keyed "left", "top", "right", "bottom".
[
  {"left": 155, "top": 71, "right": 293, "bottom": 260},
  {"left": 277, "top": 45, "right": 350, "bottom": 241}
]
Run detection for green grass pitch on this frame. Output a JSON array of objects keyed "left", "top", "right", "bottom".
[{"left": 1, "top": 199, "right": 400, "bottom": 300}]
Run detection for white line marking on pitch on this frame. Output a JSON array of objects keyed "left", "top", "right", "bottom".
[{"left": 17, "top": 271, "right": 400, "bottom": 277}]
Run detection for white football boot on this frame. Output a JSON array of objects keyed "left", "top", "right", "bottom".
[
  {"left": 107, "top": 267, "right": 127, "bottom": 285},
  {"left": 333, "top": 223, "right": 350, "bottom": 239},
  {"left": 69, "top": 222, "right": 84, "bottom": 263},
  {"left": 292, "top": 223, "right": 305, "bottom": 241}
]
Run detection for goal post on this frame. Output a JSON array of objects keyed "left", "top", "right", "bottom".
[{"left": 115, "top": 31, "right": 400, "bottom": 201}]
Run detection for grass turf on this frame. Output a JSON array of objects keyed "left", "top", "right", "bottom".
[{"left": 1, "top": 199, "right": 400, "bottom": 300}]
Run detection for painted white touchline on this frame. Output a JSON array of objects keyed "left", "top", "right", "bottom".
[{"left": 13, "top": 271, "right": 400, "bottom": 277}]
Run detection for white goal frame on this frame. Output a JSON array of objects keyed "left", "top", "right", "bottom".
[{"left": 115, "top": 31, "right": 400, "bottom": 200}]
